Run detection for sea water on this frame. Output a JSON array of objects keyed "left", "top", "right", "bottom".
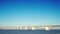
[{"left": 0, "top": 30, "right": 60, "bottom": 34}]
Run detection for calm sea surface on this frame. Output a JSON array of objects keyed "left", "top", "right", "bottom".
[{"left": 0, "top": 30, "right": 60, "bottom": 34}]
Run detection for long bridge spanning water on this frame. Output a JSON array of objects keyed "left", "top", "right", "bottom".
[{"left": 0, "top": 25, "right": 60, "bottom": 30}]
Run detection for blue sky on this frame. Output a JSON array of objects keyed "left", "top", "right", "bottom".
[{"left": 0, "top": 0, "right": 60, "bottom": 26}]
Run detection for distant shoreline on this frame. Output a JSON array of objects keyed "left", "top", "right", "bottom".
[{"left": 0, "top": 25, "right": 60, "bottom": 30}]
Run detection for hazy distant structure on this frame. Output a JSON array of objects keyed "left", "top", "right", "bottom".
[{"left": 0, "top": 25, "right": 60, "bottom": 30}]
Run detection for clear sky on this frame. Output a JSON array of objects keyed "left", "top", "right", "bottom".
[{"left": 0, "top": 0, "right": 60, "bottom": 26}]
